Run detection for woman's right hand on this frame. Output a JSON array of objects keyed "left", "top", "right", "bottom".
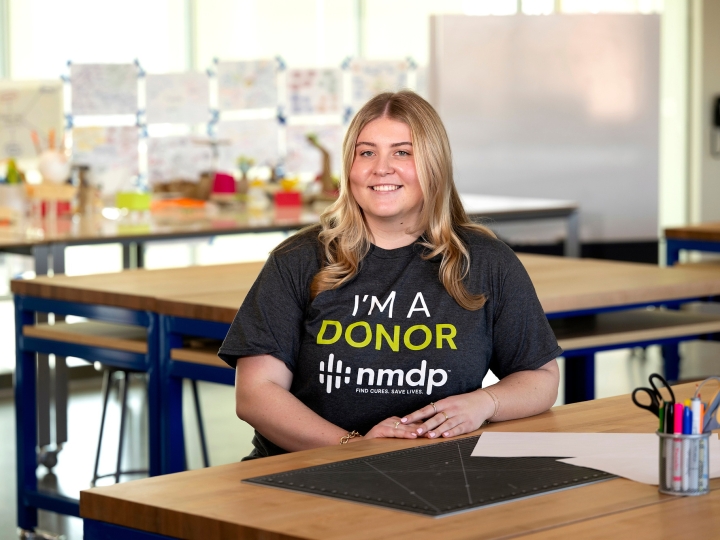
[{"left": 353, "top": 416, "right": 420, "bottom": 442}]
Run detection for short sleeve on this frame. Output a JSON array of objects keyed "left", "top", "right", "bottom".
[
  {"left": 488, "top": 249, "right": 563, "bottom": 379},
  {"left": 218, "top": 251, "right": 310, "bottom": 371}
]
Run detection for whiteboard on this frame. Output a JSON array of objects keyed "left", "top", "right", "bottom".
[
  {"left": 145, "top": 72, "right": 209, "bottom": 124},
  {"left": 72, "top": 126, "right": 139, "bottom": 194},
  {"left": 287, "top": 69, "right": 343, "bottom": 115},
  {"left": 217, "top": 60, "right": 277, "bottom": 110},
  {"left": 0, "top": 80, "right": 64, "bottom": 159},
  {"left": 430, "top": 14, "right": 660, "bottom": 241},
  {"left": 71, "top": 63, "right": 138, "bottom": 115},
  {"left": 216, "top": 119, "right": 280, "bottom": 172}
]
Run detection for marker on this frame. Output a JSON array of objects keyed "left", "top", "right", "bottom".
[
  {"left": 682, "top": 406, "right": 692, "bottom": 491},
  {"left": 698, "top": 402, "right": 709, "bottom": 491},
  {"left": 691, "top": 398, "right": 702, "bottom": 434},
  {"left": 672, "top": 402, "right": 683, "bottom": 491},
  {"left": 664, "top": 402, "right": 674, "bottom": 489},
  {"left": 658, "top": 404, "right": 665, "bottom": 434}
]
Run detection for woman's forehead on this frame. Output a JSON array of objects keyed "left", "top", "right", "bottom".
[{"left": 357, "top": 116, "right": 412, "bottom": 142}]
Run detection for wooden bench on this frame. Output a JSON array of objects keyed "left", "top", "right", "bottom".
[
  {"left": 23, "top": 321, "right": 147, "bottom": 353},
  {"left": 551, "top": 308, "right": 720, "bottom": 351}
]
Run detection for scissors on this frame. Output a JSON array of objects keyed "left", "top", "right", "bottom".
[
  {"left": 694, "top": 376, "right": 720, "bottom": 432},
  {"left": 631, "top": 373, "right": 676, "bottom": 418}
]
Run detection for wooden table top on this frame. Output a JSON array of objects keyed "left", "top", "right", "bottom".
[
  {"left": 13, "top": 254, "right": 720, "bottom": 322},
  {"left": 80, "top": 383, "right": 719, "bottom": 539},
  {"left": 665, "top": 222, "right": 720, "bottom": 242}
]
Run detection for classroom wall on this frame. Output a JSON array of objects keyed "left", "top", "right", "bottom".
[
  {"left": 689, "top": 0, "right": 720, "bottom": 224},
  {"left": 429, "top": 13, "right": 660, "bottom": 243}
]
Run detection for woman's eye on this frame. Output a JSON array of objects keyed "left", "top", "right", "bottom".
[
  {"left": 359, "top": 150, "right": 374, "bottom": 157},
  {"left": 396, "top": 150, "right": 410, "bottom": 156}
]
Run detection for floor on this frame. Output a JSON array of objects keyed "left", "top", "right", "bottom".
[{"left": 1, "top": 238, "right": 719, "bottom": 539}]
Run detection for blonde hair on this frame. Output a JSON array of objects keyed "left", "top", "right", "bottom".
[{"left": 310, "top": 90, "right": 496, "bottom": 310}]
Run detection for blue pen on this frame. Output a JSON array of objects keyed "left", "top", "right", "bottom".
[{"left": 682, "top": 405, "right": 692, "bottom": 491}]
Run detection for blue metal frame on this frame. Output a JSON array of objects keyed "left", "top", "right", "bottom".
[
  {"left": 159, "top": 314, "right": 232, "bottom": 474},
  {"left": 14, "top": 294, "right": 160, "bottom": 532},
  {"left": 84, "top": 519, "right": 175, "bottom": 539},
  {"left": 666, "top": 238, "right": 720, "bottom": 267},
  {"left": 562, "top": 331, "right": 719, "bottom": 403}
]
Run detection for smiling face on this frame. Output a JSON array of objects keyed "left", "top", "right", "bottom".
[{"left": 349, "top": 116, "right": 424, "bottom": 239}]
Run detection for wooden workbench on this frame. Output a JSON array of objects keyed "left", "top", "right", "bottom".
[
  {"left": 665, "top": 222, "right": 720, "bottom": 266},
  {"left": 79, "top": 382, "right": 719, "bottom": 539},
  {"left": 14, "top": 254, "right": 720, "bottom": 321}
]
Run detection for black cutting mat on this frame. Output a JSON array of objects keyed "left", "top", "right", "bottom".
[{"left": 244, "top": 436, "right": 614, "bottom": 517}]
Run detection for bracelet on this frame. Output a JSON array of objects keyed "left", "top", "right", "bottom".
[
  {"left": 483, "top": 388, "right": 500, "bottom": 420},
  {"left": 340, "top": 430, "right": 360, "bottom": 445}
]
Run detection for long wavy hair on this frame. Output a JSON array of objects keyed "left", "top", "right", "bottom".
[{"left": 310, "top": 90, "right": 496, "bottom": 310}]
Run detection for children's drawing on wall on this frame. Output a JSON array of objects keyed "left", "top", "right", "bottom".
[
  {"left": 287, "top": 69, "right": 342, "bottom": 115},
  {"left": 147, "top": 136, "right": 213, "bottom": 184},
  {"left": 350, "top": 60, "right": 409, "bottom": 112},
  {"left": 216, "top": 119, "right": 280, "bottom": 173},
  {"left": 72, "top": 126, "right": 139, "bottom": 195},
  {"left": 0, "top": 81, "right": 64, "bottom": 160},
  {"left": 217, "top": 60, "right": 278, "bottom": 111},
  {"left": 70, "top": 63, "right": 138, "bottom": 115},
  {"left": 145, "top": 72, "right": 210, "bottom": 124}
]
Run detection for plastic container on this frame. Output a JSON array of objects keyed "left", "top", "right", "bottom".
[{"left": 657, "top": 431, "right": 710, "bottom": 496}]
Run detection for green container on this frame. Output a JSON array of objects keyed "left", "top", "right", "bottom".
[{"left": 116, "top": 192, "right": 151, "bottom": 211}]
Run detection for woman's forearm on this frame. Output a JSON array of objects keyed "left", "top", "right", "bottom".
[
  {"left": 483, "top": 359, "right": 559, "bottom": 422},
  {"left": 235, "top": 363, "right": 348, "bottom": 452}
]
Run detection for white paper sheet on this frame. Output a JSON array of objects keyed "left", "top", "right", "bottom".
[
  {"left": 472, "top": 432, "right": 720, "bottom": 485},
  {"left": 145, "top": 72, "right": 209, "bottom": 124},
  {"left": 72, "top": 126, "right": 139, "bottom": 194},
  {"left": 71, "top": 63, "right": 138, "bottom": 115},
  {"left": 558, "top": 443, "right": 720, "bottom": 485},
  {"left": 0, "top": 80, "right": 64, "bottom": 159},
  {"left": 217, "top": 60, "right": 277, "bottom": 111},
  {"left": 350, "top": 60, "right": 409, "bottom": 112},
  {"left": 471, "top": 432, "right": 657, "bottom": 458},
  {"left": 287, "top": 69, "right": 342, "bottom": 115}
]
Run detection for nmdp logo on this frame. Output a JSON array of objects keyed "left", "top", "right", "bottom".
[{"left": 319, "top": 354, "right": 351, "bottom": 393}]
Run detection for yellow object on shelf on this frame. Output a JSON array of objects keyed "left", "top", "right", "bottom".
[
  {"left": 116, "top": 192, "right": 151, "bottom": 211},
  {"left": 280, "top": 178, "right": 299, "bottom": 192}
]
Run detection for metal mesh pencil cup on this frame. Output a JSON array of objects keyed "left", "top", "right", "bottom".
[{"left": 658, "top": 431, "right": 710, "bottom": 496}]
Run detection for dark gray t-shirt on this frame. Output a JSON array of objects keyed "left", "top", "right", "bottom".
[{"left": 219, "top": 227, "right": 562, "bottom": 458}]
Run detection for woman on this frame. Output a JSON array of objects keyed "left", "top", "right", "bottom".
[{"left": 219, "top": 91, "right": 561, "bottom": 459}]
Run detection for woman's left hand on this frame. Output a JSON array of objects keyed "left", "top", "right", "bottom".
[{"left": 399, "top": 389, "right": 496, "bottom": 439}]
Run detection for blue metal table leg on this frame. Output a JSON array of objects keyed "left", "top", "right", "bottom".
[
  {"left": 15, "top": 301, "right": 38, "bottom": 531},
  {"left": 661, "top": 344, "right": 681, "bottom": 382},
  {"left": 146, "top": 313, "right": 161, "bottom": 477},
  {"left": 665, "top": 240, "right": 681, "bottom": 267},
  {"left": 564, "top": 354, "right": 595, "bottom": 403},
  {"left": 160, "top": 315, "right": 186, "bottom": 474}
]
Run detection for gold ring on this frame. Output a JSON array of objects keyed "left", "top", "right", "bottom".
[
  {"left": 430, "top": 402, "right": 437, "bottom": 413},
  {"left": 394, "top": 421, "right": 401, "bottom": 429},
  {"left": 442, "top": 411, "right": 449, "bottom": 421}
]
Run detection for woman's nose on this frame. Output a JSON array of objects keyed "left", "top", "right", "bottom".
[{"left": 374, "top": 155, "right": 394, "bottom": 177}]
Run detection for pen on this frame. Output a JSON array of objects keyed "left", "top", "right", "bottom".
[
  {"left": 664, "top": 401, "right": 674, "bottom": 489},
  {"left": 672, "top": 402, "right": 683, "bottom": 491},
  {"left": 690, "top": 398, "right": 701, "bottom": 491},
  {"left": 658, "top": 402, "right": 665, "bottom": 433},
  {"left": 682, "top": 405, "right": 692, "bottom": 491}
]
